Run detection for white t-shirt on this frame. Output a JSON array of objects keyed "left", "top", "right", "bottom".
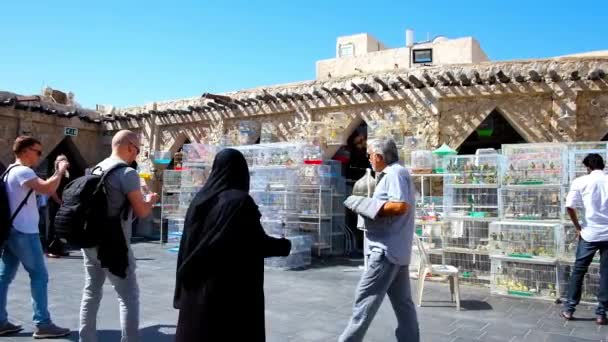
[
  {"left": 5, "top": 164, "right": 39, "bottom": 234},
  {"left": 566, "top": 170, "right": 608, "bottom": 242}
]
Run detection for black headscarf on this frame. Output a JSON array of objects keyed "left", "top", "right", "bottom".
[{"left": 175, "top": 148, "right": 252, "bottom": 302}]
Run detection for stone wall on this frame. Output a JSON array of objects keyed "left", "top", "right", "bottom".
[
  {"left": 0, "top": 107, "right": 106, "bottom": 167},
  {"left": 103, "top": 57, "right": 608, "bottom": 160}
]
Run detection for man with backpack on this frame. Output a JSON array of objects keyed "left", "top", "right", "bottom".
[
  {"left": 76, "top": 130, "right": 158, "bottom": 342},
  {"left": 0, "top": 136, "right": 71, "bottom": 338}
]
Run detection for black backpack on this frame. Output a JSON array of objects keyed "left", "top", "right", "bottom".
[
  {"left": 54, "top": 163, "right": 128, "bottom": 248},
  {"left": 0, "top": 165, "right": 34, "bottom": 248}
]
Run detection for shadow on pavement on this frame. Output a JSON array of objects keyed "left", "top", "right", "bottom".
[
  {"left": 96, "top": 325, "right": 176, "bottom": 342},
  {"left": 421, "top": 300, "right": 493, "bottom": 311}
]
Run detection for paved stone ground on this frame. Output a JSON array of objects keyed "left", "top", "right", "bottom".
[{"left": 2, "top": 242, "right": 607, "bottom": 341}]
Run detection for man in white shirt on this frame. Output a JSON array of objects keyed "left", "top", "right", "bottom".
[
  {"left": 562, "top": 153, "right": 608, "bottom": 325},
  {"left": 0, "top": 136, "right": 71, "bottom": 338}
]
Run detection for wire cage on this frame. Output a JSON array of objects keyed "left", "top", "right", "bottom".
[
  {"left": 443, "top": 154, "right": 503, "bottom": 186},
  {"left": 166, "top": 218, "right": 184, "bottom": 251},
  {"left": 501, "top": 187, "right": 563, "bottom": 221},
  {"left": 443, "top": 251, "right": 491, "bottom": 286},
  {"left": 250, "top": 166, "right": 298, "bottom": 191},
  {"left": 162, "top": 170, "right": 182, "bottom": 191},
  {"left": 251, "top": 189, "right": 298, "bottom": 214},
  {"left": 265, "top": 234, "right": 313, "bottom": 270},
  {"left": 416, "top": 196, "right": 444, "bottom": 222},
  {"left": 332, "top": 194, "right": 346, "bottom": 217},
  {"left": 488, "top": 221, "right": 559, "bottom": 261},
  {"left": 415, "top": 222, "right": 444, "bottom": 253},
  {"left": 182, "top": 144, "right": 219, "bottom": 165},
  {"left": 557, "top": 223, "right": 600, "bottom": 263},
  {"left": 180, "top": 167, "right": 210, "bottom": 189},
  {"left": 296, "top": 190, "right": 332, "bottom": 217},
  {"left": 559, "top": 262, "right": 601, "bottom": 304},
  {"left": 298, "top": 164, "right": 332, "bottom": 188},
  {"left": 566, "top": 142, "right": 608, "bottom": 183},
  {"left": 444, "top": 187, "right": 500, "bottom": 220},
  {"left": 411, "top": 150, "right": 434, "bottom": 174},
  {"left": 178, "top": 191, "right": 199, "bottom": 214},
  {"left": 502, "top": 143, "right": 567, "bottom": 186},
  {"left": 490, "top": 256, "right": 559, "bottom": 299},
  {"left": 161, "top": 193, "right": 180, "bottom": 218},
  {"left": 442, "top": 220, "right": 490, "bottom": 253}
]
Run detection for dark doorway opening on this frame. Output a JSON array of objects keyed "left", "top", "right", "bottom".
[
  {"left": 333, "top": 121, "right": 371, "bottom": 253},
  {"left": 602, "top": 132, "right": 608, "bottom": 141},
  {"left": 167, "top": 138, "right": 192, "bottom": 170},
  {"left": 36, "top": 137, "right": 87, "bottom": 179},
  {"left": 457, "top": 110, "right": 526, "bottom": 155}
]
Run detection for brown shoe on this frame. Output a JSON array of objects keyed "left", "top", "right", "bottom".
[
  {"left": 560, "top": 311, "right": 573, "bottom": 320},
  {"left": 596, "top": 316, "right": 607, "bottom": 325}
]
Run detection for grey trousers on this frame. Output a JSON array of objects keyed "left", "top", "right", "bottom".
[
  {"left": 340, "top": 249, "right": 420, "bottom": 342},
  {"left": 79, "top": 248, "right": 139, "bottom": 342}
]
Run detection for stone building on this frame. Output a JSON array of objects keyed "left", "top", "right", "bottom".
[{"left": 1, "top": 30, "right": 608, "bottom": 178}]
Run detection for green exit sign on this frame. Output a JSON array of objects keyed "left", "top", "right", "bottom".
[{"left": 64, "top": 127, "right": 78, "bottom": 137}]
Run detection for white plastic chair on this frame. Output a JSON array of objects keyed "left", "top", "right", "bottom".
[{"left": 414, "top": 234, "right": 461, "bottom": 310}]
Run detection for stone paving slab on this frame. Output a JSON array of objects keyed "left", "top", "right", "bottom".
[{"left": 2, "top": 242, "right": 607, "bottom": 341}]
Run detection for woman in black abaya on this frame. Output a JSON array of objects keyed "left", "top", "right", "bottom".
[{"left": 174, "top": 148, "right": 291, "bottom": 342}]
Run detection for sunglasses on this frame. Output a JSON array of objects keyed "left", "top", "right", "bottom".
[
  {"left": 130, "top": 143, "right": 140, "bottom": 155},
  {"left": 29, "top": 148, "right": 42, "bottom": 157}
]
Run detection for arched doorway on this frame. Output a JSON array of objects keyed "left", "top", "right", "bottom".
[
  {"left": 457, "top": 109, "right": 527, "bottom": 154},
  {"left": 333, "top": 121, "right": 371, "bottom": 253},
  {"left": 167, "top": 138, "right": 192, "bottom": 170},
  {"left": 35, "top": 137, "right": 87, "bottom": 179},
  {"left": 602, "top": 132, "right": 608, "bottom": 141}
]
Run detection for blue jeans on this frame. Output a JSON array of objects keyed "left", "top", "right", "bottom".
[
  {"left": 0, "top": 229, "right": 51, "bottom": 326},
  {"left": 564, "top": 238, "right": 608, "bottom": 316},
  {"left": 340, "top": 249, "right": 420, "bottom": 342}
]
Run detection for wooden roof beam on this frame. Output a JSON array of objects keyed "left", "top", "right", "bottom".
[
  {"left": 234, "top": 99, "right": 248, "bottom": 107},
  {"left": 331, "top": 87, "right": 344, "bottom": 95},
  {"left": 357, "top": 83, "right": 376, "bottom": 93},
  {"left": 396, "top": 77, "right": 412, "bottom": 88},
  {"left": 496, "top": 70, "right": 511, "bottom": 83},
  {"left": 458, "top": 73, "right": 471, "bottom": 86},
  {"left": 201, "top": 93, "right": 233, "bottom": 102},
  {"left": 373, "top": 77, "right": 390, "bottom": 91},
  {"left": 214, "top": 99, "right": 237, "bottom": 109},
  {"left": 511, "top": 71, "right": 526, "bottom": 83},
  {"left": 588, "top": 69, "right": 606, "bottom": 80},
  {"left": 472, "top": 71, "right": 483, "bottom": 85},
  {"left": 422, "top": 73, "right": 435, "bottom": 87},
  {"left": 207, "top": 102, "right": 223, "bottom": 110},
  {"left": 437, "top": 75, "right": 450, "bottom": 86},
  {"left": 528, "top": 70, "right": 543, "bottom": 82},
  {"left": 408, "top": 75, "right": 425, "bottom": 88},
  {"left": 487, "top": 73, "right": 497, "bottom": 85},
  {"left": 548, "top": 70, "right": 561, "bottom": 82},
  {"left": 570, "top": 71, "right": 581, "bottom": 81},
  {"left": 445, "top": 72, "right": 458, "bottom": 85}
]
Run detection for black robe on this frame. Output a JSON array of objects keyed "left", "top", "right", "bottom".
[{"left": 174, "top": 148, "right": 291, "bottom": 342}]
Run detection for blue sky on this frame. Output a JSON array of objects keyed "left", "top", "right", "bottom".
[{"left": 1, "top": 0, "right": 606, "bottom": 108}]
